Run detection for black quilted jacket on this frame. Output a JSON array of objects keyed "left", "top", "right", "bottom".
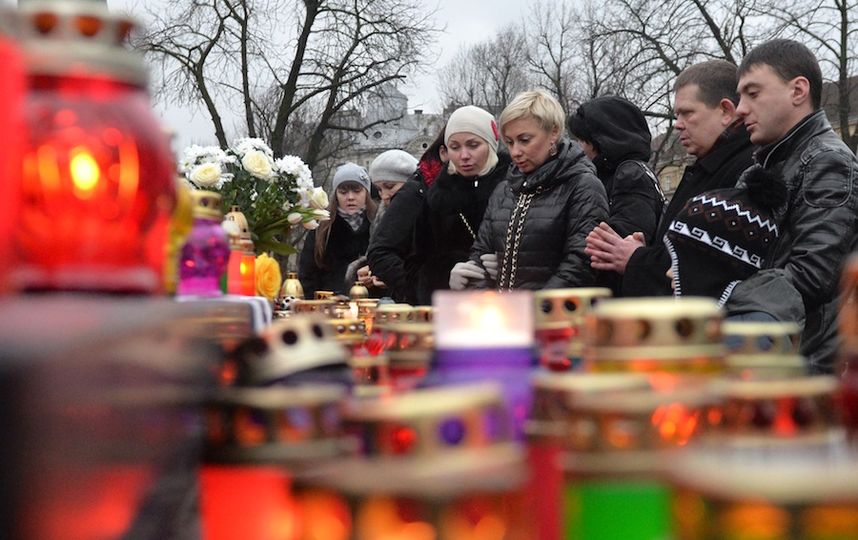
[{"left": 469, "top": 139, "right": 608, "bottom": 290}]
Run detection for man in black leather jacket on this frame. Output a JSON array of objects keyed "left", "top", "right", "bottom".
[
  {"left": 727, "top": 39, "right": 858, "bottom": 374},
  {"left": 585, "top": 60, "right": 755, "bottom": 297}
]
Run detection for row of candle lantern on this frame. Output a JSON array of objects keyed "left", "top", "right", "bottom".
[{"left": 199, "top": 279, "right": 858, "bottom": 540}]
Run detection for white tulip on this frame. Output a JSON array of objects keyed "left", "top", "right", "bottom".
[
  {"left": 303, "top": 219, "right": 320, "bottom": 230},
  {"left": 287, "top": 212, "right": 303, "bottom": 225}
]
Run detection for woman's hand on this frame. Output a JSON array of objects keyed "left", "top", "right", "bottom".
[
  {"left": 356, "top": 265, "right": 374, "bottom": 286},
  {"left": 449, "top": 260, "right": 486, "bottom": 290}
]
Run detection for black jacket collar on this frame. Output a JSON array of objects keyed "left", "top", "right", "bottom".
[
  {"left": 695, "top": 122, "right": 751, "bottom": 175},
  {"left": 755, "top": 110, "right": 831, "bottom": 168}
]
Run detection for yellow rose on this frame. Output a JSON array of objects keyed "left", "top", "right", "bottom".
[
  {"left": 242, "top": 150, "right": 274, "bottom": 180},
  {"left": 255, "top": 253, "right": 282, "bottom": 300},
  {"left": 190, "top": 162, "right": 222, "bottom": 187}
]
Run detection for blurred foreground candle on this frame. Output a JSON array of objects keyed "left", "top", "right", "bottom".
[
  {"left": 668, "top": 440, "right": 858, "bottom": 540},
  {"left": 177, "top": 191, "right": 229, "bottom": 296},
  {"left": 526, "top": 373, "right": 650, "bottom": 540},
  {"left": 11, "top": 1, "right": 176, "bottom": 293},
  {"left": 432, "top": 290, "right": 535, "bottom": 437},
  {"left": 712, "top": 376, "right": 840, "bottom": 441},
  {"left": 202, "top": 384, "right": 351, "bottom": 540},
  {"left": 309, "top": 384, "right": 531, "bottom": 539},
  {"left": 561, "top": 387, "right": 720, "bottom": 540},
  {"left": 585, "top": 297, "right": 725, "bottom": 385},
  {"left": 0, "top": 18, "right": 24, "bottom": 292},
  {"left": 722, "top": 320, "right": 804, "bottom": 379},
  {"left": 838, "top": 255, "right": 858, "bottom": 445}
]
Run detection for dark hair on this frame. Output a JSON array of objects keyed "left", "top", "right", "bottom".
[
  {"left": 738, "top": 39, "right": 822, "bottom": 110},
  {"left": 675, "top": 60, "right": 740, "bottom": 107}
]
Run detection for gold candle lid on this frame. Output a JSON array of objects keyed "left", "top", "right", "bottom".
[
  {"left": 585, "top": 297, "right": 725, "bottom": 370},
  {"left": 348, "top": 281, "right": 369, "bottom": 299},
  {"left": 534, "top": 287, "right": 612, "bottom": 330}
]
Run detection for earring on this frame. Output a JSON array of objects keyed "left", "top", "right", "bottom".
[{"left": 549, "top": 141, "right": 558, "bottom": 156}]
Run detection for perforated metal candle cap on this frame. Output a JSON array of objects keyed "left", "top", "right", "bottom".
[
  {"left": 311, "top": 383, "right": 524, "bottom": 497},
  {"left": 17, "top": 0, "right": 147, "bottom": 85},
  {"left": 722, "top": 320, "right": 805, "bottom": 379},
  {"left": 585, "top": 297, "right": 725, "bottom": 373},
  {"left": 534, "top": 287, "right": 612, "bottom": 330},
  {"left": 189, "top": 190, "right": 223, "bottom": 221},
  {"left": 203, "top": 384, "right": 347, "bottom": 465}
]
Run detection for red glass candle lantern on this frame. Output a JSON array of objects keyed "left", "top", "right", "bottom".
[
  {"left": 10, "top": 1, "right": 176, "bottom": 293},
  {"left": 0, "top": 18, "right": 25, "bottom": 292},
  {"left": 225, "top": 206, "right": 256, "bottom": 296}
]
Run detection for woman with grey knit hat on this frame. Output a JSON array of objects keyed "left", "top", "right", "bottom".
[
  {"left": 344, "top": 149, "right": 419, "bottom": 292},
  {"left": 299, "top": 162, "right": 378, "bottom": 298}
]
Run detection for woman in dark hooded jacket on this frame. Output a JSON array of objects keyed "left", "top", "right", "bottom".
[
  {"left": 568, "top": 96, "right": 664, "bottom": 293},
  {"left": 450, "top": 90, "right": 609, "bottom": 290},
  {"left": 370, "top": 106, "right": 507, "bottom": 304},
  {"left": 569, "top": 96, "right": 663, "bottom": 242}
]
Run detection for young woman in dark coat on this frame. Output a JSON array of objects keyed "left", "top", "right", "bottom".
[
  {"left": 450, "top": 90, "right": 609, "bottom": 290},
  {"left": 568, "top": 96, "right": 664, "bottom": 293},
  {"left": 369, "top": 106, "right": 507, "bottom": 304},
  {"left": 298, "top": 163, "right": 377, "bottom": 298}
]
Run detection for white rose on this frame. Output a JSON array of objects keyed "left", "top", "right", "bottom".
[
  {"left": 241, "top": 150, "right": 274, "bottom": 180},
  {"left": 287, "top": 212, "right": 303, "bottom": 225},
  {"left": 309, "top": 187, "right": 329, "bottom": 209},
  {"left": 303, "top": 219, "right": 319, "bottom": 230},
  {"left": 190, "top": 162, "right": 222, "bottom": 187}
]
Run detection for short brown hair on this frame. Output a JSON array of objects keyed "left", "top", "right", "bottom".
[{"left": 675, "top": 60, "right": 740, "bottom": 107}]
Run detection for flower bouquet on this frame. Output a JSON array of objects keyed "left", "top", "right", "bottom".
[{"left": 179, "top": 138, "right": 329, "bottom": 255}]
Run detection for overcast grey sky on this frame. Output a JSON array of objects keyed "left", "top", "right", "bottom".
[{"left": 97, "top": 0, "right": 528, "bottom": 150}]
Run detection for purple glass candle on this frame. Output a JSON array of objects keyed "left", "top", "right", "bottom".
[
  {"left": 177, "top": 191, "right": 230, "bottom": 296},
  {"left": 431, "top": 291, "right": 536, "bottom": 439}
]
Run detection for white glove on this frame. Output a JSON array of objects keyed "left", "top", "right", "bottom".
[
  {"left": 449, "top": 260, "right": 486, "bottom": 290},
  {"left": 480, "top": 253, "right": 498, "bottom": 280}
]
